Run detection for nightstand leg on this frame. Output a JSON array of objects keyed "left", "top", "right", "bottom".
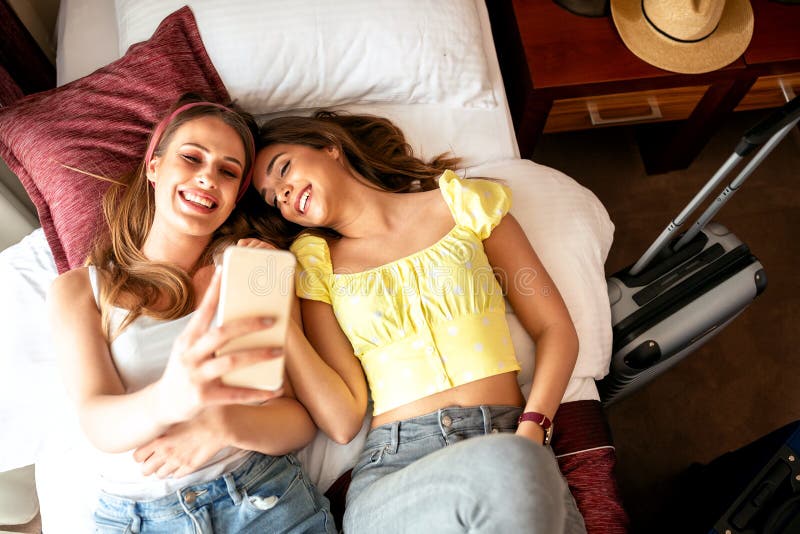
[
  {"left": 516, "top": 94, "right": 553, "bottom": 159},
  {"left": 636, "top": 77, "right": 756, "bottom": 175}
]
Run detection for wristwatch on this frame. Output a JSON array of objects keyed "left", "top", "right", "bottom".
[{"left": 517, "top": 412, "right": 553, "bottom": 446}]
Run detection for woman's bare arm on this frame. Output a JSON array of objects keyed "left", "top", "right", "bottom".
[
  {"left": 484, "top": 214, "right": 579, "bottom": 443},
  {"left": 284, "top": 297, "right": 369, "bottom": 444},
  {"left": 133, "top": 377, "right": 316, "bottom": 479}
]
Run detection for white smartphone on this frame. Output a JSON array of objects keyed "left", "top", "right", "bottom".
[{"left": 215, "top": 245, "right": 296, "bottom": 391}]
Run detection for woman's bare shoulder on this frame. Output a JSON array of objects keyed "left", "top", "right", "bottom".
[{"left": 49, "top": 266, "right": 92, "bottom": 302}]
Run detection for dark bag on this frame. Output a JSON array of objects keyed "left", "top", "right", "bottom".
[{"left": 673, "top": 421, "right": 800, "bottom": 534}]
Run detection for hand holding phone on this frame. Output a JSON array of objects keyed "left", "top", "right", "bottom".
[{"left": 215, "top": 246, "right": 296, "bottom": 391}]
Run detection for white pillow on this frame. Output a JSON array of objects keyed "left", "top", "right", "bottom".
[
  {"left": 114, "top": 0, "right": 497, "bottom": 113},
  {"left": 464, "top": 158, "right": 615, "bottom": 392}
]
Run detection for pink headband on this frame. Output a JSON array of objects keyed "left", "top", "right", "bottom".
[{"left": 145, "top": 102, "right": 254, "bottom": 202}]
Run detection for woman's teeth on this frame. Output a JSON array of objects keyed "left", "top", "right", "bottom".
[
  {"left": 182, "top": 191, "right": 215, "bottom": 208},
  {"left": 299, "top": 190, "right": 310, "bottom": 213}
]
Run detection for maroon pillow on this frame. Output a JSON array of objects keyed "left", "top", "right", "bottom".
[{"left": 0, "top": 6, "right": 229, "bottom": 273}]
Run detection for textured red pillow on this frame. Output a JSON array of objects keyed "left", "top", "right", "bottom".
[
  {"left": 552, "top": 400, "right": 629, "bottom": 533},
  {"left": 0, "top": 6, "right": 229, "bottom": 273}
]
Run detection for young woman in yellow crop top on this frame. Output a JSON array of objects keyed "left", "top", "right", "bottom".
[{"left": 249, "top": 112, "right": 587, "bottom": 533}]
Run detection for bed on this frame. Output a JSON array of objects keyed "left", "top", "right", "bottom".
[{"left": 0, "top": 0, "right": 627, "bottom": 531}]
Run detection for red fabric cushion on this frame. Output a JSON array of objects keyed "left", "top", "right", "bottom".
[
  {"left": 0, "top": 6, "right": 229, "bottom": 273},
  {"left": 552, "top": 400, "right": 629, "bottom": 533},
  {"left": 551, "top": 399, "right": 613, "bottom": 455},
  {"left": 557, "top": 448, "right": 629, "bottom": 534}
]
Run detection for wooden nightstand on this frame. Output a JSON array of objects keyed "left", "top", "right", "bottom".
[{"left": 487, "top": 0, "right": 800, "bottom": 174}]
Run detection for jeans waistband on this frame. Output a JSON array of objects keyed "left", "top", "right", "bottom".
[
  {"left": 96, "top": 452, "right": 289, "bottom": 521},
  {"left": 364, "top": 405, "right": 522, "bottom": 453}
]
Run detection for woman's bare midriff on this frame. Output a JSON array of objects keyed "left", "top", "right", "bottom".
[{"left": 370, "top": 372, "right": 525, "bottom": 428}]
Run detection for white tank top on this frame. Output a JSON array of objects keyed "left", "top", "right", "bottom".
[{"left": 87, "top": 266, "right": 250, "bottom": 500}]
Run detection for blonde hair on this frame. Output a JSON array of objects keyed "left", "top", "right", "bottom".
[{"left": 87, "top": 94, "right": 257, "bottom": 339}]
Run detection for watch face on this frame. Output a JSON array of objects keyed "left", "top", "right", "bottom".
[{"left": 544, "top": 426, "right": 553, "bottom": 446}]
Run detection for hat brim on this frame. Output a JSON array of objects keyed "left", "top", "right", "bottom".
[{"left": 610, "top": 0, "right": 754, "bottom": 74}]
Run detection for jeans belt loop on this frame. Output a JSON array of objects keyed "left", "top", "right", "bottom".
[
  {"left": 480, "top": 405, "right": 493, "bottom": 434},
  {"left": 389, "top": 421, "right": 400, "bottom": 454},
  {"left": 127, "top": 503, "right": 142, "bottom": 534},
  {"left": 224, "top": 472, "right": 243, "bottom": 505}
]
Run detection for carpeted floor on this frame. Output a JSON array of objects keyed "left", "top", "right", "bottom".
[{"left": 533, "top": 109, "right": 800, "bottom": 533}]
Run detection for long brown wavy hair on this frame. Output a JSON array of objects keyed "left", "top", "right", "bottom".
[
  {"left": 249, "top": 111, "right": 461, "bottom": 243},
  {"left": 87, "top": 94, "right": 258, "bottom": 338}
]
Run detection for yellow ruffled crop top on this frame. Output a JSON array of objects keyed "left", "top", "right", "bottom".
[{"left": 290, "top": 170, "right": 520, "bottom": 415}]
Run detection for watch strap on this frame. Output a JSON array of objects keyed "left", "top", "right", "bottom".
[
  {"left": 518, "top": 411, "right": 552, "bottom": 429},
  {"left": 517, "top": 411, "right": 553, "bottom": 446}
]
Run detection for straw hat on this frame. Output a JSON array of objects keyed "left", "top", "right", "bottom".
[{"left": 610, "top": 0, "right": 754, "bottom": 74}]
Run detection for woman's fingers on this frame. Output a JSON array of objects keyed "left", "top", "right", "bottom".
[
  {"left": 194, "top": 348, "right": 282, "bottom": 382},
  {"left": 140, "top": 451, "right": 167, "bottom": 477},
  {"left": 203, "top": 384, "right": 284, "bottom": 406},
  {"left": 155, "top": 460, "right": 179, "bottom": 480},
  {"left": 133, "top": 443, "right": 155, "bottom": 463},
  {"left": 139, "top": 448, "right": 183, "bottom": 480},
  {"left": 172, "top": 465, "right": 196, "bottom": 480},
  {"left": 160, "top": 267, "right": 287, "bottom": 417},
  {"left": 236, "top": 238, "right": 277, "bottom": 250},
  {"left": 181, "top": 317, "right": 277, "bottom": 364}
]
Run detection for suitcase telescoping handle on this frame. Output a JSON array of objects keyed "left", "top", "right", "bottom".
[
  {"left": 735, "top": 94, "right": 800, "bottom": 157},
  {"left": 629, "top": 95, "right": 800, "bottom": 276},
  {"left": 673, "top": 95, "right": 800, "bottom": 251}
]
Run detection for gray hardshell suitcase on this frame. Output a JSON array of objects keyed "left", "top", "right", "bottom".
[{"left": 598, "top": 96, "right": 800, "bottom": 405}]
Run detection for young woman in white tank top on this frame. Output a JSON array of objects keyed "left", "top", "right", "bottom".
[{"left": 48, "top": 95, "right": 335, "bottom": 534}]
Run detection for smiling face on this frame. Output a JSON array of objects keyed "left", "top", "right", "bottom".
[
  {"left": 147, "top": 115, "right": 246, "bottom": 238},
  {"left": 253, "top": 143, "right": 349, "bottom": 227}
]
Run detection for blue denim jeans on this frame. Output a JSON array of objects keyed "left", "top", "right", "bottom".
[
  {"left": 93, "top": 452, "right": 335, "bottom": 534},
  {"left": 344, "top": 405, "right": 586, "bottom": 534}
]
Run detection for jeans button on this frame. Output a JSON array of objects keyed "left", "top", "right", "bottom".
[
  {"left": 441, "top": 415, "right": 453, "bottom": 428},
  {"left": 184, "top": 491, "right": 197, "bottom": 504}
]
